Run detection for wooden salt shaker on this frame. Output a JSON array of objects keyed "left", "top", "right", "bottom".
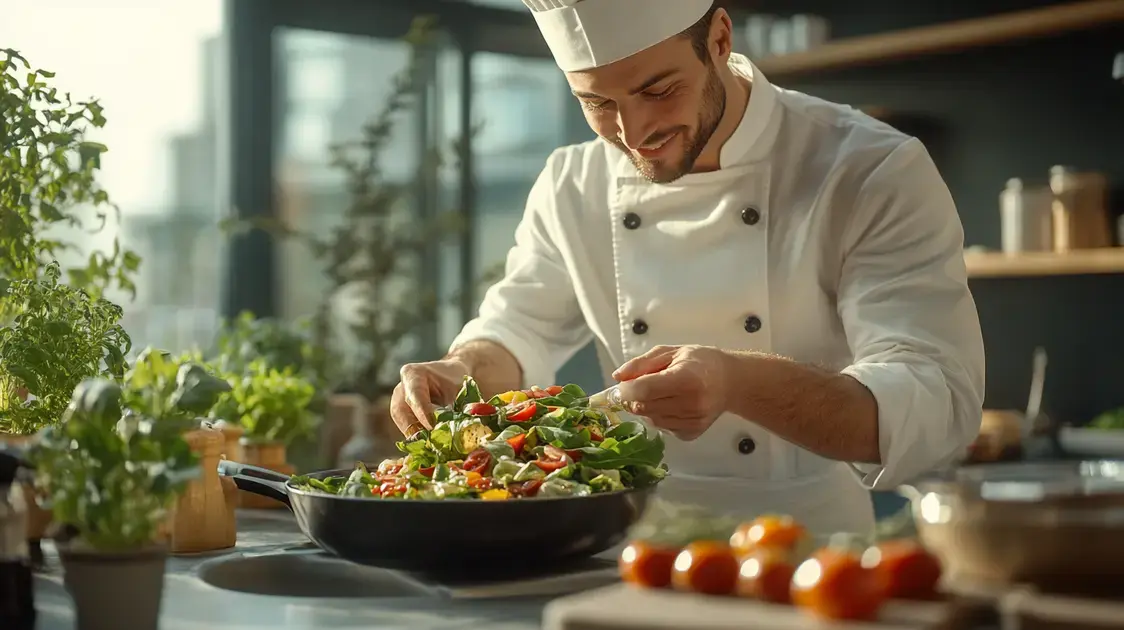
[{"left": 168, "top": 425, "right": 237, "bottom": 554}]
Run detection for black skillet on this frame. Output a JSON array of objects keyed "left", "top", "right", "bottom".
[{"left": 218, "top": 460, "right": 653, "bottom": 574}]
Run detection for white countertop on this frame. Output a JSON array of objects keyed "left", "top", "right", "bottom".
[{"left": 32, "top": 510, "right": 605, "bottom": 630}]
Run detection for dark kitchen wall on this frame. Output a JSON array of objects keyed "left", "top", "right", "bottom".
[{"left": 744, "top": 0, "right": 1124, "bottom": 425}]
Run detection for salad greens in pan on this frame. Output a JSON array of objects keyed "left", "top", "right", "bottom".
[{"left": 291, "top": 377, "right": 668, "bottom": 500}]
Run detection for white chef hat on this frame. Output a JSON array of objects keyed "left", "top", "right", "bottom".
[{"left": 522, "top": 0, "right": 715, "bottom": 72}]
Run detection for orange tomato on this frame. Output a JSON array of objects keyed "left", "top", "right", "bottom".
[
  {"left": 736, "top": 547, "right": 796, "bottom": 604},
  {"left": 671, "top": 541, "right": 740, "bottom": 596},
  {"left": 619, "top": 540, "right": 680, "bottom": 588},
  {"left": 862, "top": 539, "right": 943, "bottom": 600},
  {"left": 730, "top": 514, "right": 807, "bottom": 555},
  {"left": 791, "top": 548, "right": 886, "bottom": 621}
]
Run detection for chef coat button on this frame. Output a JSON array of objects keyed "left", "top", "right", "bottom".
[
  {"left": 631, "top": 319, "right": 649, "bottom": 335},
  {"left": 738, "top": 437, "right": 756, "bottom": 455},
  {"left": 740, "top": 207, "right": 761, "bottom": 226},
  {"left": 622, "top": 212, "right": 642, "bottom": 230},
  {"left": 744, "top": 315, "right": 762, "bottom": 334}
]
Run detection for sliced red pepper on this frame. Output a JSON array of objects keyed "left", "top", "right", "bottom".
[
  {"left": 545, "top": 385, "right": 564, "bottom": 396},
  {"left": 506, "top": 401, "right": 538, "bottom": 422},
  {"left": 464, "top": 402, "right": 497, "bottom": 416},
  {"left": 506, "top": 433, "right": 527, "bottom": 454}
]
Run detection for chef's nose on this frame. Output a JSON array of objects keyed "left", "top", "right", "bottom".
[{"left": 615, "top": 106, "right": 655, "bottom": 152}]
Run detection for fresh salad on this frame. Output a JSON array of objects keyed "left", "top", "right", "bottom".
[{"left": 291, "top": 376, "right": 669, "bottom": 500}]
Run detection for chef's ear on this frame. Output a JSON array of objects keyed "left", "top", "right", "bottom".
[
  {"left": 614, "top": 345, "right": 677, "bottom": 381},
  {"left": 708, "top": 4, "right": 735, "bottom": 63}
]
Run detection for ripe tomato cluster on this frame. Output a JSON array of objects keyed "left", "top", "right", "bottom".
[{"left": 618, "top": 514, "right": 943, "bottom": 621}]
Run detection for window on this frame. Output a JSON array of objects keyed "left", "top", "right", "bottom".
[{"left": 1, "top": 0, "right": 227, "bottom": 352}]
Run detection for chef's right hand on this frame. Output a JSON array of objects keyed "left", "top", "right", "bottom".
[{"left": 390, "top": 358, "right": 471, "bottom": 437}]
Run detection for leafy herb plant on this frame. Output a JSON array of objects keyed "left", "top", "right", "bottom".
[
  {"left": 0, "top": 262, "right": 131, "bottom": 434},
  {"left": 211, "top": 359, "right": 317, "bottom": 446},
  {"left": 121, "top": 348, "right": 233, "bottom": 429},
  {"left": 0, "top": 49, "right": 140, "bottom": 313},
  {"left": 29, "top": 375, "right": 219, "bottom": 550}
]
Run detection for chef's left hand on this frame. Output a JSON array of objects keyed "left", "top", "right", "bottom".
[{"left": 613, "top": 345, "right": 732, "bottom": 441}]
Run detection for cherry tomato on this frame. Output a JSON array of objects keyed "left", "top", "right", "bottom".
[
  {"left": 545, "top": 385, "right": 564, "bottom": 396},
  {"left": 736, "top": 547, "right": 797, "bottom": 604},
  {"left": 730, "top": 514, "right": 807, "bottom": 555},
  {"left": 564, "top": 449, "right": 584, "bottom": 461},
  {"left": 418, "top": 466, "right": 435, "bottom": 478},
  {"left": 671, "top": 541, "right": 740, "bottom": 596},
  {"left": 461, "top": 448, "right": 493, "bottom": 474},
  {"left": 464, "top": 402, "right": 497, "bottom": 416},
  {"left": 506, "top": 433, "right": 527, "bottom": 454},
  {"left": 862, "top": 539, "right": 942, "bottom": 600},
  {"left": 506, "top": 401, "right": 538, "bottom": 422},
  {"left": 534, "top": 445, "right": 570, "bottom": 472},
  {"left": 507, "top": 479, "right": 543, "bottom": 497},
  {"left": 619, "top": 540, "right": 680, "bottom": 588},
  {"left": 792, "top": 548, "right": 886, "bottom": 621}
]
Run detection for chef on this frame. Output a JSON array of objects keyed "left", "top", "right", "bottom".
[{"left": 390, "top": 0, "right": 985, "bottom": 536}]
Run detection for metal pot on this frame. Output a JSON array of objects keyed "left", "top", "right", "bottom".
[{"left": 899, "top": 460, "right": 1124, "bottom": 594}]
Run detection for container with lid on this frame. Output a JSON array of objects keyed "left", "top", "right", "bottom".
[
  {"left": 1000, "top": 177, "right": 1053, "bottom": 254},
  {"left": 1049, "top": 165, "right": 1112, "bottom": 251}
]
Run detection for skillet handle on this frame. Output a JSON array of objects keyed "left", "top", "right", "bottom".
[{"left": 217, "top": 460, "right": 292, "bottom": 509}]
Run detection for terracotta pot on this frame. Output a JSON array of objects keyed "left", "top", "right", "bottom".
[
  {"left": 240, "top": 440, "right": 293, "bottom": 509},
  {"left": 58, "top": 543, "right": 168, "bottom": 630}
]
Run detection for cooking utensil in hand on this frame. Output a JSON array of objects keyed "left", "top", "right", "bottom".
[{"left": 218, "top": 460, "right": 653, "bottom": 573}]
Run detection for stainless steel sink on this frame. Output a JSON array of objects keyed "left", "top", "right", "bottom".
[{"left": 195, "top": 552, "right": 438, "bottom": 598}]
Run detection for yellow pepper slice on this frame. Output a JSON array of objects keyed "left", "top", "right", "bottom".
[
  {"left": 497, "top": 390, "right": 529, "bottom": 404},
  {"left": 480, "top": 489, "right": 511, "bottom": 500}
]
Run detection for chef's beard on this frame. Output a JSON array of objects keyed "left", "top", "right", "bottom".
[{"left": 611, "top": 61, "right": 726, "bottom": 184}]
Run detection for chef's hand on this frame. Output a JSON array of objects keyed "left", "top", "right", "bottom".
[
  {"left": 390, "top": 358, "right": 471, "bottom": 437},
  {"left": 613, "top": 345, "right": 731, "bottom": 441}
]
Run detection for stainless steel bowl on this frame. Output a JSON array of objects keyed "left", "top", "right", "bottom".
[{"left": 899, "top": 460, "right": 1124, "bottom": 593}]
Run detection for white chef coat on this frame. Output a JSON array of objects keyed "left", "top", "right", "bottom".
[{"left": 451, "top": 53, "right": 985, "bottom": 536}]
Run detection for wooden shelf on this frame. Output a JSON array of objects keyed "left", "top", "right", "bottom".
[
  {"left": 756, "top": 0, "right": 1124, "bottom": 78},
  {"left": 965, "top": 249, "right": 1124, "bottom": 278}
]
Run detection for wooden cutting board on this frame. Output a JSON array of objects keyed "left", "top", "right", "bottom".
[{"left": 543, "top": 584, "right": 955, "bottom": 630}]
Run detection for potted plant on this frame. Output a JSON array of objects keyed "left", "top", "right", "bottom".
[
  {"left": 206, "top": 311, "right": 326, "bottom": 470},
  {"left": 27, "top": 361, "right": 227, "bottom": 630},
  {"left": 1, "top": 48, "right": 141, "bottom": 547},
  {"left": 209, "top": 359, "right": 317, "bottom": 508}
]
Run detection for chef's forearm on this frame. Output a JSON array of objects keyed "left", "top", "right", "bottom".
[
  {"left": 721, "top": 351, "right": 882, "bottom": 464},
  {"left": 446, "top": 339, "right": 524, "bottom": 398}
]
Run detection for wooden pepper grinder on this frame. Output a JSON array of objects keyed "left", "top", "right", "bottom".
[{"left": 167, "top": 425, "right": 237, "bottom": 554}]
